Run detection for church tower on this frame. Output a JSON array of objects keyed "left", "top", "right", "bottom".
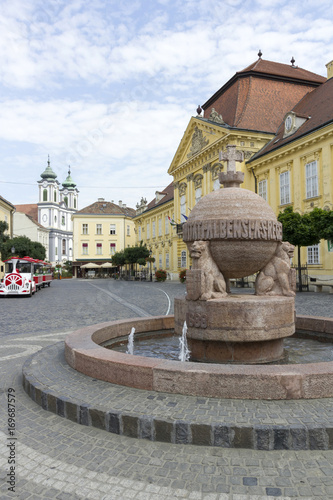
[{"left": 37, "top": 157, "right": 78, "bottom": 265}]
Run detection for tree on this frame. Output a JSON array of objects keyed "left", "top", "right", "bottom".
[
  {"left": 111, "top": 251, "right": 126, "bottom": 274},
  {"left": 0, "top": 236, "right": 46, "bottom": 261},
  {"left": 278, "top": 206, "right": 324, "bottom": 291}
]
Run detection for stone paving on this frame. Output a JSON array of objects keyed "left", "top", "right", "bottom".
[{"left": 1, "top": 279, "right": 333, "bottom": 499}]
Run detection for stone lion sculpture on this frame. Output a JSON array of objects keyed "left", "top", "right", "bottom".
[
  {"left": 255, "top": 241, "right": 295, "bottom": 297},
  {"left": 187, "top": 240, "right": 227, "bottom": 300}
]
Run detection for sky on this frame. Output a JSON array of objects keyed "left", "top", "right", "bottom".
[{"left": 0, "top": 0, "right": 332, "bottom": 212}]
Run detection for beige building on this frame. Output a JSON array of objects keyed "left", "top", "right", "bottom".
[
  {"left": 13, "top": 211, "right": 49, "bottom": 261},
  {"left": 72, "top": 198, "right": 136, "bottom": 277},
  {"left": 0, "top": 195, "right": 15, "bottom": 278}
]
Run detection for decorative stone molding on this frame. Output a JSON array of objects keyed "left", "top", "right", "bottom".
[
  {"left": 203, "top": 162, "right": 211, "bottom": 173},
  {"left": 193, "top": 174, "right": 203, "bottom": 189},
  {"left": 211, "top": 163, "right": 223, "bottom": 180},
  {"left": 187, "top": 127, "right": 209, "bottom": 158},
  {"left": 208, "top": 108, "right": 224, "bottom": 124},
  {"left": 179, "top": 182, "right": 187, "bottom": 196},
  {"left": 186, "top": 173, "right": 194, "bottom": 182}
]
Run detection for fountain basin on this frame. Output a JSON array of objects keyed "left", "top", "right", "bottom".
[{"left": 65, "top": 314, "right": 333, "bottom": 400}]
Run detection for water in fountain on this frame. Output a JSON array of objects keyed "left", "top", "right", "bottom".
[
  {"left": 126, "top": 327, "right": 135, "bottom": 355},
  {"left": 179, "top": 321, "right": 190, "bottom": 362}
]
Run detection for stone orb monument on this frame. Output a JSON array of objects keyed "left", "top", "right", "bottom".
[{"left": 175, "top": 145, "right": 295, "bottom": 364}]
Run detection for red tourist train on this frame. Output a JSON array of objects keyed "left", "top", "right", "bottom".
[{"left": 0, "top": 256, "right": 53, "bottom": 297}]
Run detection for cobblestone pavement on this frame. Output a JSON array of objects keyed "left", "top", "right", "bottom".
[{"left": 1, "top": 279, "right": 333, "bottom": 499}]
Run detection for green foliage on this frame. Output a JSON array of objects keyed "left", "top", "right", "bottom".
[
  {"left": 277, "top": 206, "right": 320, "bottom": 248},
  {"left": 63, "top": 260, "right": 73, "bottom": 273},
  {"left": 1, "top": 236, "right": 46, "bottom": 261},
  {"left": 155, "top": 269, "right": 167, "bottom": 281},
  {"left": 0, "top": 220, "right": 9, "bottom": 245},
  {"left": 179, "top": 269, "right": 186, "bottom": 283},
  {"left": 124, "top": 242, "right": 150, "bottom": 264},
  {"left": 111, "top": 251, "right": 126, "bottom": 267}
]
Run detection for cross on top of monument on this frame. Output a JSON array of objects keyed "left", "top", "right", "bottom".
[
  {"left": 219, "top": 145, "right": 244, "bottom": 173},
  {"left": 218, "top": 145, "right": 245, "bottom": 188}
]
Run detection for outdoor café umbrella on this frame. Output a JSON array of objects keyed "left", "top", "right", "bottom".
[
  {"left": 80, "top": 262, "right": 101, "bottom": 268},
  {"left": 100, "top": 262, "right": 113, "bottom": 268}
]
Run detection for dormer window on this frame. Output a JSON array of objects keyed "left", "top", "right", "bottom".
[{"left": 283, "top": 112, "right": 307, "bottom": 138}]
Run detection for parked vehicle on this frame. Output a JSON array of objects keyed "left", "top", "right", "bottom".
[{"left": 0, "top": 256, "right": 52, "bottom": 297}]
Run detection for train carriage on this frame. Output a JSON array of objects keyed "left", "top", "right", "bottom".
[{"left": 0, "top": 256, "right": 53, "bottom": 297}]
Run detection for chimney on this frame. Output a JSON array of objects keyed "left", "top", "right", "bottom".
[
  {"left": 98, "top": 197, "right": 105, "bottom": 202},
  {"left": 119, "top": 200, "right": 122, "bottom": 207},
  {"left": 326, "top": 60, "right": 333, "bottom": 79}
]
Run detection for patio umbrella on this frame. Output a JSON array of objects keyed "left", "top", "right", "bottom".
[
  {"left": 80, "top": 262, "right": 101, "bottom": 268},
  {"left": 100, "top": 262, "right": 113, "bottom": 268}
]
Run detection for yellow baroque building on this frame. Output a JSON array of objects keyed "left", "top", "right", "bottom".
[
  {"left": 134, "top": 184, "right": 177, "bottom": 279},
  {"left": 165, "top": 55, "right": 333, "bottom": 280},
  {"left": 0, "top": 195, "right": 15, "bottom": 279},
  {"left": 72, "top": 198, "right": 136, "bottom": 277}
]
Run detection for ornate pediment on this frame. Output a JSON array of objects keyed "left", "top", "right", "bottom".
[{"left": 187, "top": 126, "right": 209, "bottom": 158}]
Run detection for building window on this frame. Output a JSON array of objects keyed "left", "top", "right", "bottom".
[
  {"left": 165, "top": 216, "right": 169, "bottom": 235},
  {"left": 258, "top": 179, "right": 267, "bottom": 201},
  {"left": 127, "top": 225, "right": 130, "bottom": 236},
  {"left": 158, "top": 218, "right": 162, "bottom": 236},
  {"left": 146, "top": 223, "right": 150, "bottom": 239},
  {"left": 43, "top": 189, "right": 47, "bottom": 201},
  {"left": 110, "top": 243, "right": 116, "bottom": 255},
  {"left": 180, "top": 195, "right": 186, "bottom": 218},
  {"left": 166, "top": 253, "right": 169, "bottom": 268},
  {"left": 96, "top": 224, "right": 102, "bottom": 235},
  {"left": 280, "top": 171, "right": 290, "bottom": 205},
  {"left": 74, "top": 198, "right": 76, "bottom": 209},
  {"left": 62, "top": 239, "right": 66, "bottom": 255},
  {"left": 195, "top": 187, "right": 202, "bottom": 205},
  {"left": 159, "top": 254, "right": 162, "bottom": 267},
  {"left": 110, "top": 224, "right": 116, "bottom": 235},
  {"left": 54, "top": 191, "right": 57, "bottom": 202},
  {"left": 181, "top": 250, "right": 187, "bottom": 268},
  {"left": 82, "top": 224, "right": 88, "bottom": 235},
  {"left": 138, "top": 226, "right": 141, "bottom": 240},
  {"left": 82, "top": 243, "right": 88, "bottom": 255},
  {"left": 306, "top": 161, "right": 318, "bottom": 198},
  {"left": 307, "top": 244, "right": 320, "bottom": 265},
  {"left": 96, "top": 243, "right": 102, "bottom": 255},
  {"left": 152, "top": 221, "right": 156, "bottom": 238},
  {"left": 64, "top": 196, "right": 68, "bottom": 207},
  {"left": 213, "top": 178, "right": 220, "bottom": 191},
  {"left": 62, "top": 216, "right": 65, "bottom": 226}
]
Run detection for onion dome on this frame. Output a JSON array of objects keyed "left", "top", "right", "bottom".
[
  {"left": 62, "top": 166, "right": 76, "bottom": 189},
  {"left": 40, "top": 156, "right": 57, "bottom": 180}
]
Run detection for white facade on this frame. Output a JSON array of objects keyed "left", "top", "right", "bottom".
[
  {"left": 37, "top": 158, "right": 78, "bottom": 265},
  {"left": 13, "top": 212, "right": 49, "bottom": 260}
]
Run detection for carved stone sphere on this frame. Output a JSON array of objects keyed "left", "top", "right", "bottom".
[{"left": 184, "top": 187, "right": 281, "bottom": 279}]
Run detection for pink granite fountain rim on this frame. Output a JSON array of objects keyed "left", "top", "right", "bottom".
[{"left": 64, "top": 315, "right": 333, "bottom": 400}]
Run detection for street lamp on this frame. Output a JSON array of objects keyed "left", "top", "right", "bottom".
[
  {"left": 149, "top": 250, "right": 153, "bottom": 282},
  {"left": 11, "top": 246, "right": 15, "bottom": 255}
]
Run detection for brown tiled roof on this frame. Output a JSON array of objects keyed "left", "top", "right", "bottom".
[
  {"left": 203, "top": 58, "right": 326, "bottom": 134},
  {"left": 0, "top": 195, "right": 15, "bottom": 210},
  {"left": 145, "top": 182, "right": 174, "bottom": 212},
  {"left": 15, "top": 204, "right": 38, "bottom": 222},
  {"left": 76, "top": 201, "right": 136, "bottom": 217},
  {"left": 249, "top": 77, "right": 333, "bottom": 160}
]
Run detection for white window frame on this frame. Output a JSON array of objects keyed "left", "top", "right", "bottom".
[
  {"left": 82, "top": 223, "right": 88, "bottom": 235},
  {"left": 159, "top": 254, "right": 162, "bottom": 268},
  {"left": 96, "top": 243, "right": 102, "bottom": 255},
  {"left": 166, "top": 252, "right": 169, "bottom": 268},
  {"left": 152, "top": 221, "right": 156, "bottom": 238},
  {"left": 110, "top": 243, "right": 116, "bottom": 255},
  {"left": 82, "top": 243, "right": 88, "bottom": 255},
  {"left": 258, "top": 179, "right": 267, "bottom": 201},
  {"left": 280, "top": 171, "right": 290, "bottom": 205},
  {"left": 138, "top": 226, "right": 141, "bottom": 240},
  {"left": 306, "top": 161, "right": 318, "bottom": 199},
  {"left": 96, "top": 224, "right": 102, "bottom": 235},
  {"left": 307, "top": 244, "right": 320, "bottom": 265},
  {"left": 158, "top": 218, "right": 162, "bottom": 236},
  {"left": 110, "top": 224, "right": 116, "bottom": 235},
  {"left": 146, "top": 223, "right": 150, "bottom": 239},
  {"left": 181, "top": 250, "right": 187, "bottom": 268},
  {"left": 195, "top": 187, "right": 202, "bottom": 205},
  {"left": 165, "top": 216, "right": 169, "bottom": 235},
  {"left": 180, "top": 195, "right": 186, "bottom": 218},
  {"left": 127, "top": 225, "right": 130, "bottom": 236}
]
